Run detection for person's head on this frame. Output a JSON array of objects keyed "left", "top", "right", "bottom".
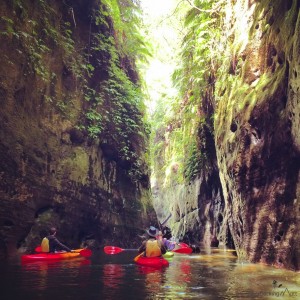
[
  {"left": 146, "top": 226, "right": 159, "bottom": 238},
  {"left": 156, "top": 231, "right": 163, "bottom": 240},
  {"left": 49, "top": 227, "right": 57, "bottom": 235}
]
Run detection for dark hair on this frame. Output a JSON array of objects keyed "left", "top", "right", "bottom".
[{"left": 49, "top": 227, "right": 57, "bottom": 235}]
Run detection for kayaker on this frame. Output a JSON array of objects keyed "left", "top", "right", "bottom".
[
  {"left": 41, "top": 227, "right": 72, "bottom": 253},
  {"left": 138, "top": 226, "right": 166, "bottom": 257},
  {"left": 163, "top": 238, "right": 176, "bottom": 251},
  {"left": 156, "top": 230, "right": 176, "bottom": 251},
  {"left": 156, "top": 231, "right": 163, "bottom": 241},
  {"left": 161, "top": 225, "right": 172, "bottom": 240}
]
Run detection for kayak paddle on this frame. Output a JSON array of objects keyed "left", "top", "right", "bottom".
[
  {"left": 34, "top": 246, "right": 92, "bottom": 257},
  {"left": 134, "top": 252, "right": 144, "bottom": 262},
  {"left": 104, "top": 246, "right": 138, "bottom": 255},
  {"left": 160, "top": 213, "right": 172, "bottom": 226}
]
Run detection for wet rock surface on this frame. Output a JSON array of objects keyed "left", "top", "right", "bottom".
[
  {"left": 214, "top": 0, "right": 300, "bottom": 270},
  {"left": 0, "top": 0, "right": 155, "bottom": 259},
  {"left": 153, "top": 0, "right": 300, "bottom": 271}
]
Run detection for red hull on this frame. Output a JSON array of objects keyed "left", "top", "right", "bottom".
[
  {"left": 21, "top": 252, "right": 81, "bottom": 262},
  {"left": 135, "top": 256, "right": 169, "bottom": 267},
  {"left": 172, "top": 242, "right": 193, "bottom": 254}
]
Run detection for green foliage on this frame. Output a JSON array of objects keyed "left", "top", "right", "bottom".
[
  {"left": 78, "top": 1, "right": 150, "bottom": 183},
  {"left": 101, "top": 0, "right": 152, "bottom": 63},
  {"left": 1, "top": 0, "right": 150, "bottom": 184},
  {"left": 0, "top": 16, "right": 14, "bottom": 35},
  {"left": 150, "top": 0, "right": 226, "bottom": 184},
  {"left": 183, "top": 142, "right": 204, "bottom": 180},
  {"left": 173, "top": 0, "right": 225, "bottom": 100},
  {"left": 85, "top": 108, "right": 103, "bottom": 138},
  {"left": 89, "top": 7, "right": 146, "bottom": 143},
  {"left": 0, "top": 1, "right": 85, "bottom": 83}
]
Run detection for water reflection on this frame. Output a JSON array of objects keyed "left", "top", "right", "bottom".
[
  {"left": 141, "top": 267, "right": 165, "bottom": 295},
  {"left": 224, "top": 262, "right": 300, "bottom": 299},
  {"left": 21, "top": 257, "right": 90, "bottom": 271},
  {"left": 103, "top": 264, "right": 125, "bottom": 289},
  {"left": 20, "top": 258, "right": 91, "bottom": 293},
  {"left": 179, "top": 259, "right": 192, "bottom": 283},
  {"left": 0, "top": 250, "right": 299, "bottom": 300},
  {"left": 161, "top": 249, "right": 300, "bottom": 300}
]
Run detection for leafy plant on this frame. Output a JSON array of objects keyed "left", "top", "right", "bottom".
[{"left": 150, "top": 0, "right": 226, "bottom": 184}]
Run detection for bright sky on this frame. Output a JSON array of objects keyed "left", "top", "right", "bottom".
[
  {"left": 140, "top": 0, "right": 175, "bottom": 18},
  {"left": 139, "top": 0, "right": 182, "bottom": 114}
]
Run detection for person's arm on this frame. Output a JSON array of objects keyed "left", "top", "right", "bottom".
[
  {"left": 158, "top": 240, "right": 167, "bottom": 254},
  {"left": 138, "top": 241, "right": 146, "bottom": 253},
  {"left": 53, "top": 237, "right": 72, "bottom": 252}
]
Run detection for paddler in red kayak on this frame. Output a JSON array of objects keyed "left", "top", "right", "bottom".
[
  {"left": 138, "top": 226, "right": 167, "bottom": 257},
  {"left": 41, "top": 227, "right": 72, "bottom": 253}
]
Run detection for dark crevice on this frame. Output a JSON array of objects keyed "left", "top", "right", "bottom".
[{"left": 34, "top": 206, "right": 53, "bottom": 218}]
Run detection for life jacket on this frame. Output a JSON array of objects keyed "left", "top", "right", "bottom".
[
  {"left": 41, "top": 237, "right": 49, "bottom": 253},
  {"left": 145, "top": 239, "right": 161, "bottom": 257},
  {"left": 164, "top": 239, "right": 176, "bottom": 251}
]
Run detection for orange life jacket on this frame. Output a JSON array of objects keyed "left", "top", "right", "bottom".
[{"left": 145, "top": 239, "right": 162, "bottom": 257}]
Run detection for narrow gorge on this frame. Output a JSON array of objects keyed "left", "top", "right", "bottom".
[{"left": 0, "top": 0, "right": 299, "bottom": 272}]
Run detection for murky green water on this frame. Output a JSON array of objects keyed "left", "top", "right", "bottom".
[{"left": 0, "top": 248, "right": 299, "bottom": 299}]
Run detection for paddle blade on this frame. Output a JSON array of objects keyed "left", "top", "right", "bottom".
[
  {"left": 35, "top": 246, "right": 42, "bottom": 253},
  {"left": 78, "top": 248, "right": 92, "bottom": 258},
  {"left": 104, "top": 246, "right": 124, "bottom": 255}
]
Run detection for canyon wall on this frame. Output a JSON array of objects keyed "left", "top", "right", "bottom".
[
  {"left": 0, "top": 0, "right": 155, "bottom": 259},
  {"left": 152, "top": 0, "right": 299, "bottom": 270},
  {"left": 152, "top": 84, "right": 229, "bottom": 249},
  {"left": 214, "top": 0, "right": 300, "bottom": 270}
]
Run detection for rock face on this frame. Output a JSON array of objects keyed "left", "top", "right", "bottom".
[
  {"left": 0, "top": 0, "right": 155, "bottom": 259},
  {"left": 153, "top": 0, "right": 299, "bottom": 270},
  {"left": 153, "top": 171, "right": 226, "bottom": 248},
  {"left": 215, "top": 0, "right": 300, "bottom": 270},
  {"left": 152, "top": 87, "right": 228, "bottom": 249}
]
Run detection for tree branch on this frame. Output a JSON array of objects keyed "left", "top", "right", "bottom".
[{"left": 185, "top": 0, "right": 213, "bottom": 13}]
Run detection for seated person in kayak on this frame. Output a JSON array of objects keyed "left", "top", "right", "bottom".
[
  {"left": 156, "top": 230, "right": 163, "bottom": 242},
  {"left": 138, "top": 226, "right": 166, "bottom": 257},
  {"left": 164, "top": 239, "right": 176, "bottom": 251},
  {"left": 41, "top": 227, "right": 72, "bottom": 253},
  {"left": 156, "top": 230, "right": 176, "bottom": 251}
]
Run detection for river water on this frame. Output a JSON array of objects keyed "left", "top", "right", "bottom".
[{"left": 0, "top": 248, "right": 299, "bottom": 300}]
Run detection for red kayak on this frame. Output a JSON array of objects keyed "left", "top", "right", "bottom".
[
  {"left": 21, "top": 248, "right": 92, "bottom": 262},
  {"left": 172, "top": 242, "right": 193, "bottom": 254},
  {"left": 134, "top": 255, "right": 169, "bottom": 267},
  {"left": 21, "top": 252, "right": 81, "bottom": 262}
]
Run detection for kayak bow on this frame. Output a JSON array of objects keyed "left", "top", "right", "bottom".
[
  {"left": 163, "top": 251, "right": 174, "bottom": 258},
  {"left": 172, "top": 242, "right": 193, "bottom": 254}
]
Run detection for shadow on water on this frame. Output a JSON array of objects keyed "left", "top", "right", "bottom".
[{"left": 0, "top": 248, "right": 299, "bottom": 299}]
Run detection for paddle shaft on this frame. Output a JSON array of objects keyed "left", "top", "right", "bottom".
[
  {"left": 161, "top": 213, "right": 172, "bottom": 226},
  {"left": 122, "top": 249, "right": 138, "bottom": 251},
  {"left": 103, "top": 246, "right": 139, "bottom": 255}
]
